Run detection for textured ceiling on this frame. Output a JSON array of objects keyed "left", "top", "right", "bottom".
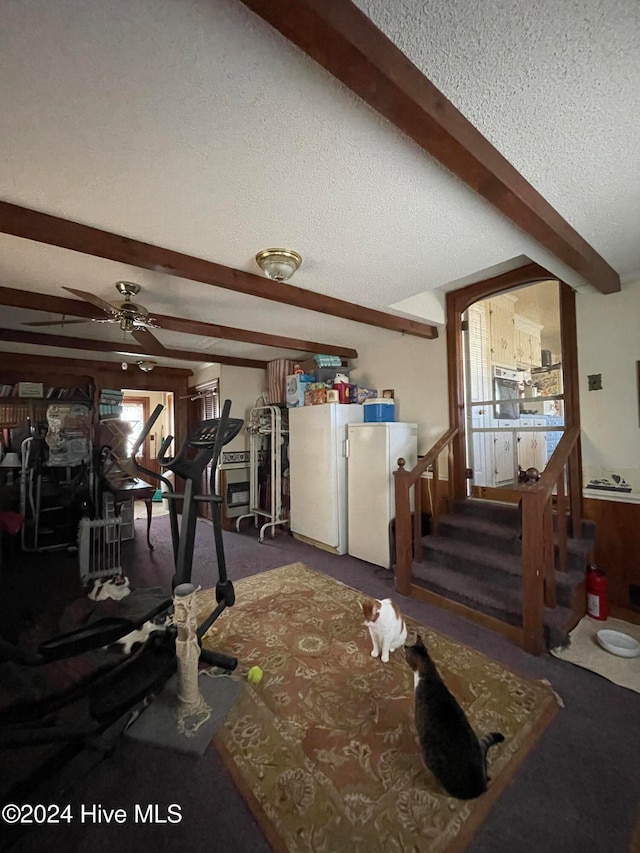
[
  {"left": 0, "top": 0, "right": 638, "bottom": 369},
  {"left": 356, "top": 0, "right": 640, "bottom": 279}
]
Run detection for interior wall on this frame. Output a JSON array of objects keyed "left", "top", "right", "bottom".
[
  {"left": 349, "top": 328, "right": 449, "bottom": 455},
  {"left": 190, "top": 363, "right": 267, "bottom": 454},
  {"left": 576, "top": 277, "right": 640, "bottom": 497},
  {"left": 187, "top": 333, "right": 449, "bottom": 457}
]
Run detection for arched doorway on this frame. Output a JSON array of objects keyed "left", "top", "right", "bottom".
[{"left": 446, "top": 262, "right": 582, "bottom": 504}]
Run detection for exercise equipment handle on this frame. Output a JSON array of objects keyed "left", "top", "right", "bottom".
[
  {"left": 157, "top": 435, "right": 175, "bottom": 465},
  {"left": 131, "top": 404, "right": 164, "bottom": 457}
]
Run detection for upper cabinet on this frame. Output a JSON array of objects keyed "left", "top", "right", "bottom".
[
  {"left": 514, "top": 315, "right": 543, "bottom": 369},
  {"left": 488, "top": 296, "right": 517, "bottom": 368},
  {"left": 488, "top": 295, "right": 544, "bottom": 370}
]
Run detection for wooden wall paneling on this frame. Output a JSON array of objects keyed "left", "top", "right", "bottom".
[
  {"left": 0, "top": 352, "right": 191, "bottom": 451},
  {"left": 583, "top": 497, "right": 640, "bottom": 608}
]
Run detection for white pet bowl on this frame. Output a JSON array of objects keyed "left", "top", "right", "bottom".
[{"left": 596, "top": 629, "right": 640, "bottom": 658}]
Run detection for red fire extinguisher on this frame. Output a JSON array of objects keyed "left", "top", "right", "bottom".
[{"left": 586, "top": 565, "right": 609, "bottom": 621}]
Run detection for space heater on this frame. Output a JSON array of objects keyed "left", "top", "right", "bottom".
[{"left": 78, "top": 516, "right": 123, "bottom": 584}]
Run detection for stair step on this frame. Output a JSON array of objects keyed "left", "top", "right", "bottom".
[
  {"left": 406, "top": 496, "right": 596, "bottom": 650},
  {"left": 454, "top": 498, "right": 597, "bottom": 544},
  {"left": 437, "top": 508, "right": 594, "bottom": 571},
  {"left": 411, "top": 560, "right": 574, "bottom": 647},
  {"left": 423, "top": 535, "right": 522, "bottom": 578},
  {"left": 454, "top": 498, "right": 520, "bottom": 527},
  {"left": 437, "top": 513, "right": 521, "bottom": 555},
  {"left": 420, "top": 536, "right": 584, "bottom": 608}
]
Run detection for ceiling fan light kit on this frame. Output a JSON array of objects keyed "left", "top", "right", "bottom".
[
  {"left": 113, "top": 281, "right": 153, "bottom": 330},
  {"left": 255, "top": 248, "right": 302, "bottom": 282}
]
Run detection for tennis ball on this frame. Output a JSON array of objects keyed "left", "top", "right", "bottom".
[{"left": 247, "top": 665, "right": 263, "bottom": 685}]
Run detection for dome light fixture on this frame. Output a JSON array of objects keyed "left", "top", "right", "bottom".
[
  {"left": 137, "top": 360, "right": 157, "bottom": 373},
  {"left": 255, "top": 248, "right": 302, "bottom": 282}
]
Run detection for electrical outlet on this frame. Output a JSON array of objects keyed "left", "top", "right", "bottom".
[{"left": 587, "top": 374, "right": 602, "bottom": 391}]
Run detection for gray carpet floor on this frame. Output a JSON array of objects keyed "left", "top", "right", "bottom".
[{"left": 3, "top": 514, "right": 640, "bottom": 853}]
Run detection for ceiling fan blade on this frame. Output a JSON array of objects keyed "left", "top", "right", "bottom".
[
  {"left": 62, "top": 286, "right": 117, "bottom": 317},
  {"left": 132, "top": 328, "right": 166, "bottom": 354},
  {"left": 23, "top": 318, "right": 91, "bottom": 327}
]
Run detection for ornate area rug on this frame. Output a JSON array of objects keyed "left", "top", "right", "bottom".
[{"left": 197, "top": 563, "right": 560, "bottom": 853}]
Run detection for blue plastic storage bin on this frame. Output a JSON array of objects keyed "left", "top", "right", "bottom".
[{"left": 363, "top": 398, "right": 395, "bottom": 422}]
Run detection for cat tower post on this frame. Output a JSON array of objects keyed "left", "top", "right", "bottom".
[
  {"left": 124, "top": 580, "right": 245, "bottom": 755},
  {"left": 173, "top": 583, "right": 211, "bottom": 735}
]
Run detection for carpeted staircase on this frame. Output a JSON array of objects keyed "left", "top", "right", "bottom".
[{"left": 411, "top": 498, "right": 595, "bottom": 648}]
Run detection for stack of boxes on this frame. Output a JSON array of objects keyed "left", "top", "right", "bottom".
[{"left": 286, "top": 356, "right": 378, "bottom": 410}]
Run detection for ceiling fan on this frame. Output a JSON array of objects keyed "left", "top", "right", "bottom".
[
  {"left": 25, "top": 281, "right": 160, "bottom": 332},
  {"left": 24, "top": 281, "right": 165, "bottom": 354}
]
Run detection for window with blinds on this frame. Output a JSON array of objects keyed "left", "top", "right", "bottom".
[
  {"left": 198, "top": 382, "right": 220, "bottom": 421},
  {"left": 467, "top": 302, "right": 491, "bottom": 405}
]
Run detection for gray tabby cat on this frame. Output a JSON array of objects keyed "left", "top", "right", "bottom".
[{"left": 405, "top": 634, "right": 504, "bottom": 799}]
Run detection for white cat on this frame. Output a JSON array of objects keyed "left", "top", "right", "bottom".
[
  {"left": 89, "top": 574, "right": 131, "bottom": 601},
  {"left": 361, "top": 598, "right": 407, "bottom": 663},
  {"left": 115, "top": 614, "right": 171, "bottom": 655}
]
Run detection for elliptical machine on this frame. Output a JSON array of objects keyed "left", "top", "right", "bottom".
[
  {"left": 0, "top": 403, "right": 245, "bottom": 848},
  {"left": 130, "top": 398, "right": 244, "bottom": 670},
  {"left": 0, "top": 399, "right": 244, "bottom": 745}
]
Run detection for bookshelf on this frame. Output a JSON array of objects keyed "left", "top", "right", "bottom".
[{"left": 0, "top": 380, "right": 95, "bottom": 429}]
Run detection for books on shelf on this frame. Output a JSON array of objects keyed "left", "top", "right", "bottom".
[
  {"left": 0, "top": 381, "right": 95, "bottom": 425},
  {"left": 0, "top": 383, "right": 93, "bottom": 400},
  {"left": 99, "top": 389, "right": 124, "bottom": 419}
]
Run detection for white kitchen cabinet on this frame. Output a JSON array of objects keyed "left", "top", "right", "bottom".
[
  {"left": 470, "top": 415, "right": 492, "bottom": 488},
  {"left": 491, "top": 429, "right": 517, "bottom": 485},
  {"left": 488, "top": 299, "right": 517, "bottom": 368},
  {"left": 515, "top": 315, "right": 543, "bottom": 369},
  {"left": 518, "top": 417, "right": 547, "bottom": 472}
]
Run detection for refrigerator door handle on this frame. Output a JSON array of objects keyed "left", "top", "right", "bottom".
[{"left": 344, "top": 438, "right": 350, "bottom": 458}]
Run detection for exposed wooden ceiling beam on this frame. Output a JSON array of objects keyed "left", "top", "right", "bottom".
[
  {"left": 0, "top": 285, "right": 358, "bottom": 358},
  {"left": 0, "top": 202, "right": 439, "bottom": 338},
  {"left": 0, "top": 351, "right": 192, "bottom": 379},
  {"left": 239, "top": 0, "right": 621, "bottom": 296},
  {"left": 0, "top": 328, "right": 268, "bottom": 369}
]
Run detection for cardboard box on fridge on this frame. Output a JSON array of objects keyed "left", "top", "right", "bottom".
[
  {"left": 356, "top": 387, "right": 377, "bottom": 404},
  {"left": 297, "top": 358, "right": 350, "bottom": 376},
  {"left": 304, "top": 388, "right": 328, "bottom": 405},
  {"left": 286, "top": 374, "right": 315, "bottom": 407}
]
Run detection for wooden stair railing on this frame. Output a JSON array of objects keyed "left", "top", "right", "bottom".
[
  {"left": 519, "top": 425, "right": 582, "bottom": 654},
  {"left": 393, "top": 424, "right": 583, "bottom": 655},
  {"left": 394, "top": 426, "right": 458, "bottom": 596}
]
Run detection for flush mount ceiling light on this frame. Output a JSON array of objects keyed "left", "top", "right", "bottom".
[
  {"left": 137, "top": 360, "right": 157, "bottom": 373},
  {"left": 255, "top": 248, "right": 302, "bottom": 282}
]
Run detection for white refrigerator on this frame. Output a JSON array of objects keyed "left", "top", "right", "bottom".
[
  {"left": 347, "top": 422, "right": 418, "bottom": 568},
  {"left": 289, "top": 403, "right": 364, "bottom": 554}
]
